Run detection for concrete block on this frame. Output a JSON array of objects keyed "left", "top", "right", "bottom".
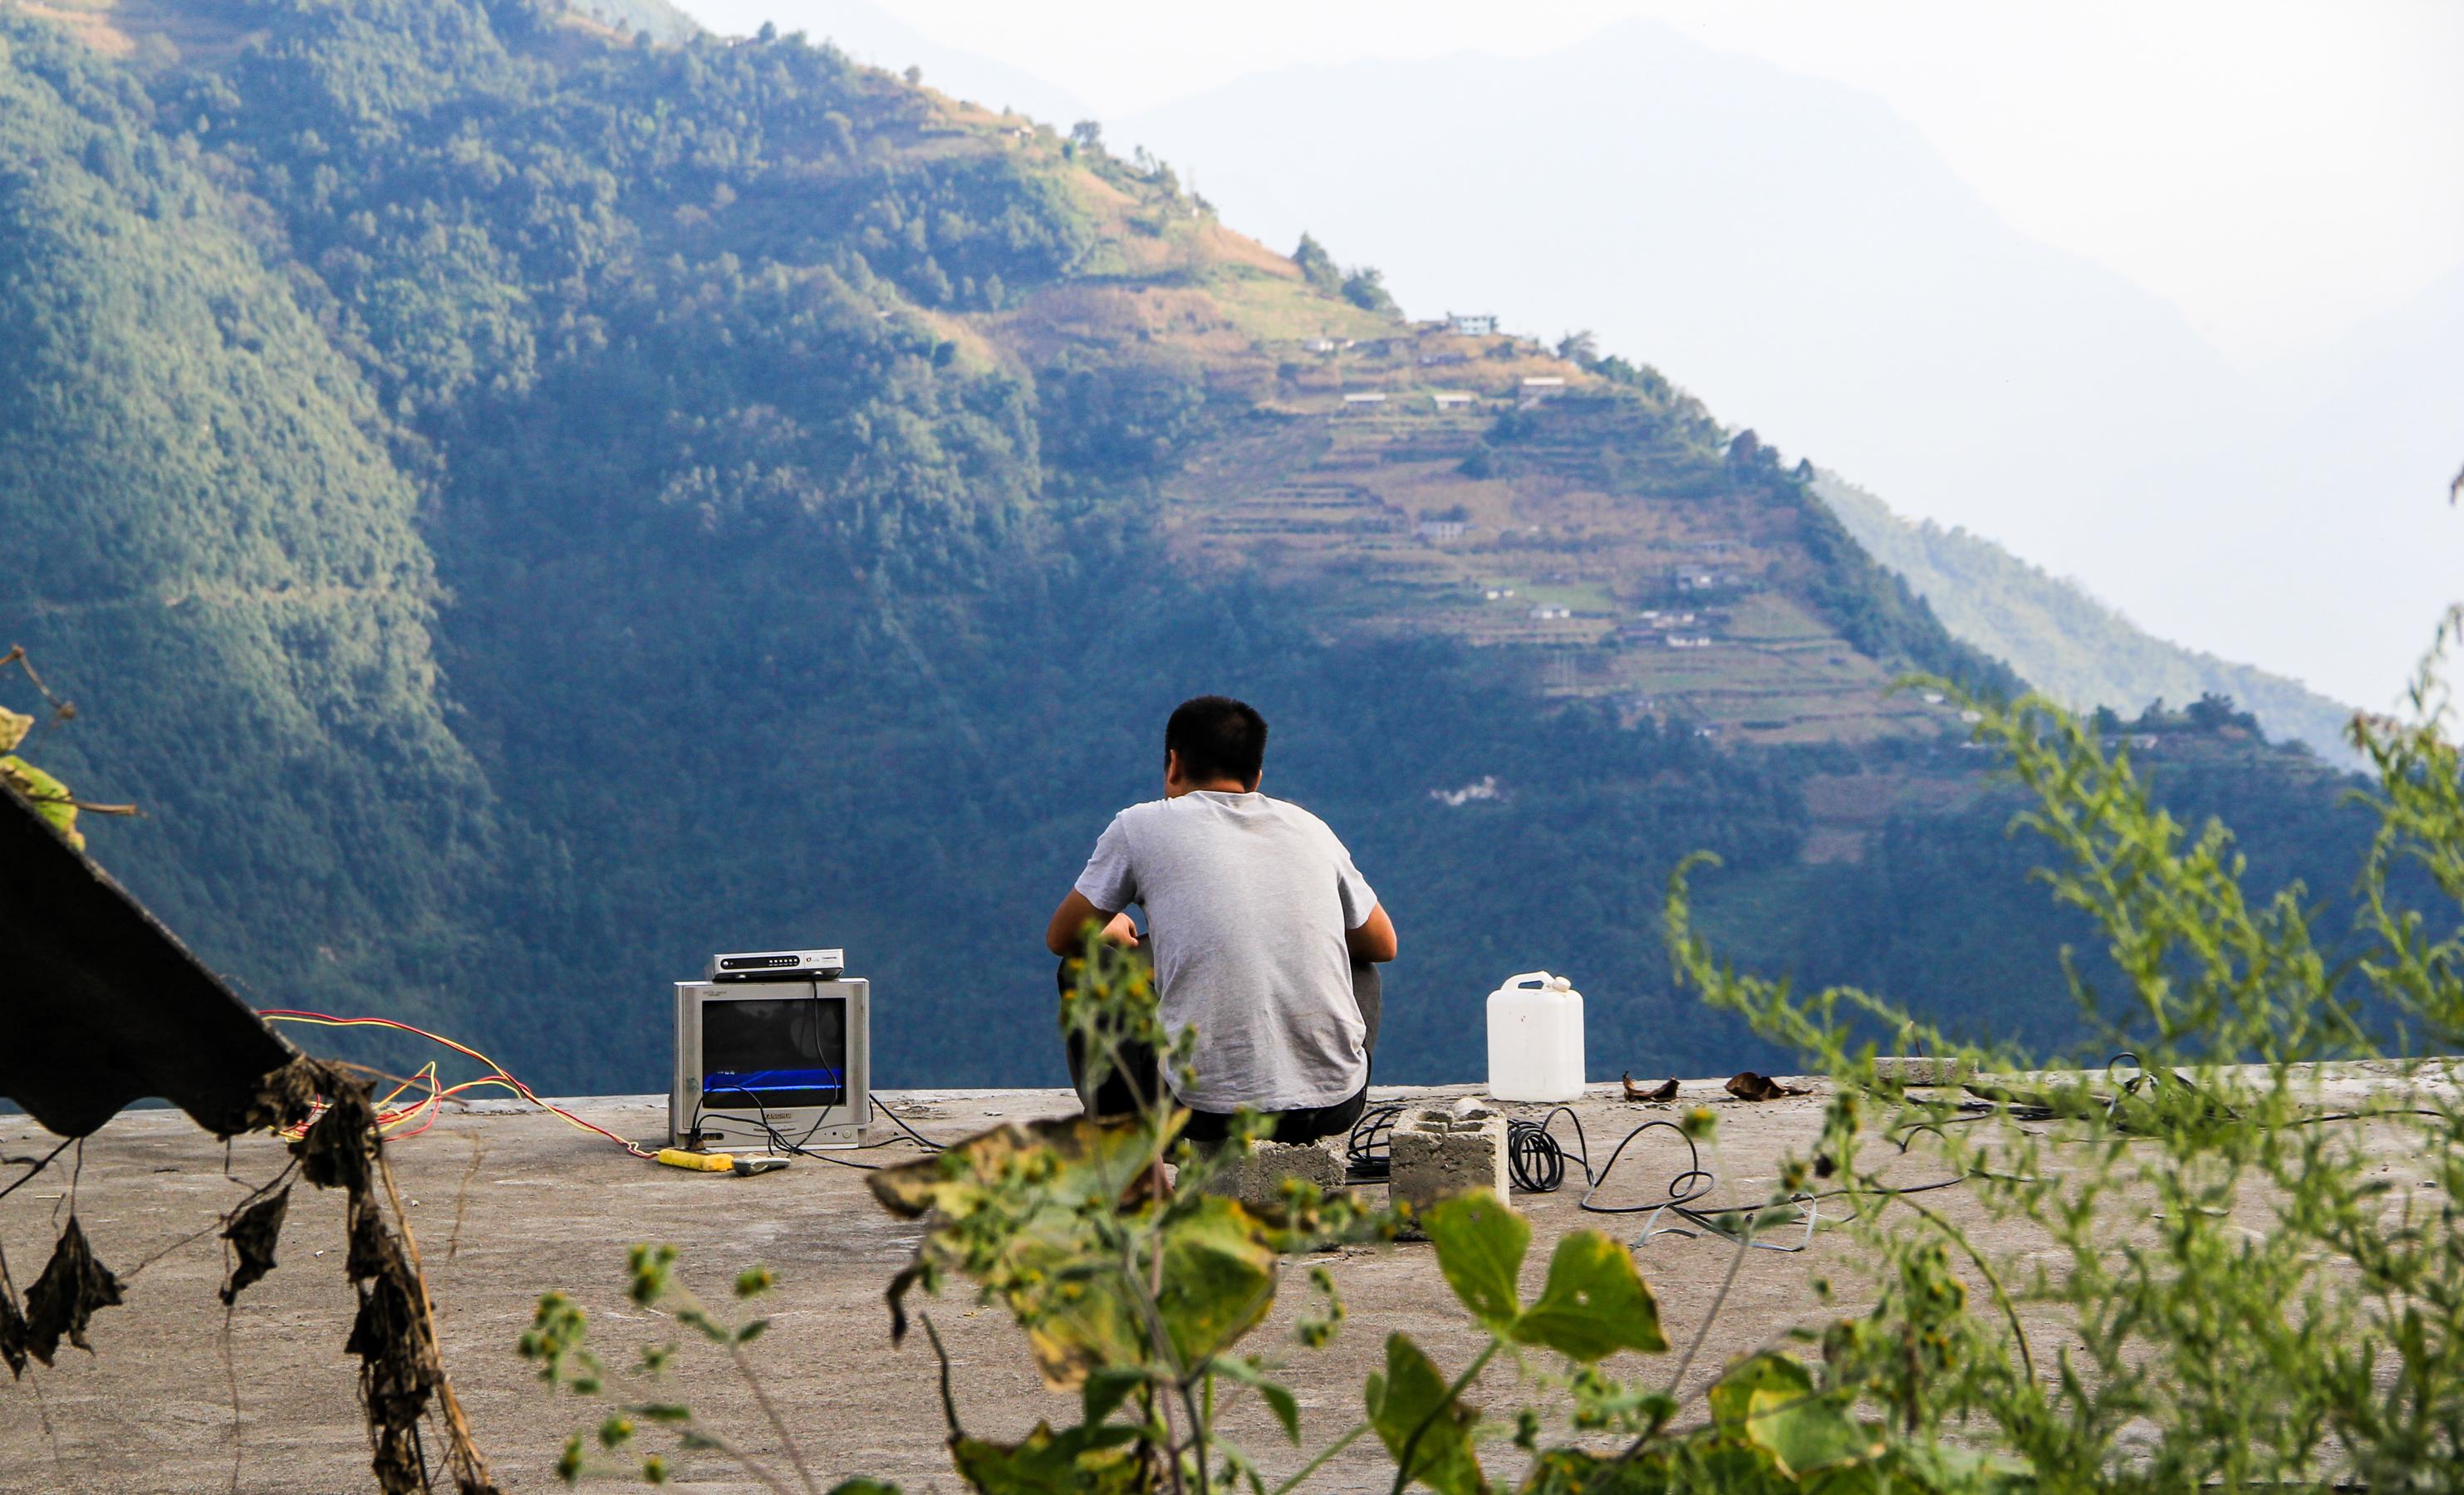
[
  {"left": 1871, "top": 1056, "right": 1974, "bottom": 1086},
  {"left": 1388, "top": 1102, "right": 1509, "bottom": 1213},
  {"left": 1200, "top": 1135, "right": 1347, "bottom": 1212}
]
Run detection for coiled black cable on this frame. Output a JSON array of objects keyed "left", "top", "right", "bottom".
[
  {"left": 1506, "top": 1118, "right": 1566, "bottom": 1193},
  {"left": 1346, "top": 1101, "right": 1713, "bottom": 1210},
  {"left": 1349, "top": 1103, "right": 1584, "bottom": 1194},
  {"left": 1345, "top": 1103, "right": 1406, "bottom": 1182}
]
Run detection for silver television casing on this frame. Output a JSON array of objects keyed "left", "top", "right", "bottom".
[{"left": 670, "top": 978, "right": 871, "bottom": 1151}]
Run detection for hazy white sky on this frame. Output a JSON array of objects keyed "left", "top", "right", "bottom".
[{"left": 697, "top": 0, "right": 2464, "bottom": 367}]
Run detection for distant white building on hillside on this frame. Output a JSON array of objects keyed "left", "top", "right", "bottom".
[
  {"left": 1340, "top": 392, "right": 1387, "bottom": 414},
  {"left": 1448, "top": 312, "right": 1499, "bottom": 336},
  {"left": 1303, "top": 337, "right": 1338, "bottom": 353},
  {"left": 1417, "top": 519, "right": 1468, "bottom": 542}
]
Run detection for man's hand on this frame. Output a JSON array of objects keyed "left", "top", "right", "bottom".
[
  {"left": 1047, "top": 889, "right": 1137, "bottom": 957},
  {"left": 1347, "top": 903, "right": 1398, "bottom": 963}
]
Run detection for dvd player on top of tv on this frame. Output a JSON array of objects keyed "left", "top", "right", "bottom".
[{"left": 708, "top": 948, "right": 845, "bottom": 982}]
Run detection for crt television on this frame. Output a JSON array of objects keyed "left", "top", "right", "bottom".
[{"left": 670, "top": 978, "right": 870, "bottom": 1152}]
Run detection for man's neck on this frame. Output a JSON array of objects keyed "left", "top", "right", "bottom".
[{"left": 1168, "top": 778, "right": 1255, "bottom": 799}]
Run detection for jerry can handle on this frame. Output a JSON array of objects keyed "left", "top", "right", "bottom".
[{"left": 1502, "top": 971, "right": 1553, "bottom": 990}]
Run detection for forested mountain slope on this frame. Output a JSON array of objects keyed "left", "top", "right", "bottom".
[
  {"left": 0, "top": 0, "right": 2385, "bottom": 1092},
  {"left": 0, "top": 22, "right": 503, "bottom": 1033},
  {"left": 1814, "top": 473, "right": 2359, "bottom": 762}
]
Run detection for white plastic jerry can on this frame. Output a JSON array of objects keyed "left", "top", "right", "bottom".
[{"left": 1485, "top": 970, "right": 1587, "bottom": 1103}]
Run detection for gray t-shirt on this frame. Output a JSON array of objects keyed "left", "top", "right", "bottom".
[{"left": 1073, "top": 791, "right": 1377, "bottom": 1112}]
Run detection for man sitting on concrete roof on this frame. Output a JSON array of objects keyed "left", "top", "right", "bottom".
[{"left": 1045, "top": 694, "right": 1398, "bottom": 1145}]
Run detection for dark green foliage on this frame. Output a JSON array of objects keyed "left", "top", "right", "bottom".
[
  {"left": 1692, "top": 743, "right": 2409, "bottom": 1061},
  {"left": 1291, "top": 231, "right": 1339, "bottom": 292},
  {"left": 0, "top": 15, "right": 500, "bottom": 1036},
  {"left": 170, "top": 0, "right": 1087, "bottom": 419},
  {"left": 1341, "top": 264, "right": 1396, "bottom": 313},
  {"left": 1033, "top": 350, "right": 1210, "bottom": 493},
  {"left": 1768, "top": 463, "right": 2024, "bottom": 703}
]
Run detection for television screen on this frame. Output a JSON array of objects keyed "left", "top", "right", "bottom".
[{"left": 699, "top": 993, "right": 847, "bottom": 1113}]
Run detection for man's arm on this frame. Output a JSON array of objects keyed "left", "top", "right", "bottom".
[
  {"left": 1347, "top": 902, "right": 1397, "bottom": 963},
  {"left": 1046, "top": 890, "right": 1139, "bottom": 957}
]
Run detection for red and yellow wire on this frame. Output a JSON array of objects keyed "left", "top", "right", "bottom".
[{"left": 258, "top": 1010, "right": 657, "bottom": 1159}]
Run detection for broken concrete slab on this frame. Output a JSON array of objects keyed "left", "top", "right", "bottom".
[
  {"left": 1871, "top": 1056, "right": 1976, "bottom": 1086},
  {"left": 1388, "top": 1100, "right": 1509, "bottom": 1213},
  {"left": 1198, "top": 1135, "right": 1348, "bottom": 1211}
]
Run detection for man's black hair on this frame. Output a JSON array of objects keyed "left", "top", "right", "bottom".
[{"left": 1165, "top": 695, "right": 1269, "bottom": 787}]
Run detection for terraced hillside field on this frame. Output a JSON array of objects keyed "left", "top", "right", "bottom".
[{"left": 991, "top": 300, "right": 1966, "bottom": 742}]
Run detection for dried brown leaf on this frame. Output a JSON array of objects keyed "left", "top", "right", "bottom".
[
  {"left": 1622, "top": 1074, "right": 1678, "bottom": 1103},
  {"left": 219, "top": 1184, "right": 292, "bottom": 1306},
  {"left": 1723, "top": 1072, "right": 1811, "bottom": 1102},
  {"left": 0, "top": 1291, "right": 27, "bottom": 1377},
  {"left": 23, "top": 1217, "right": 124, "bottom": 1363}
]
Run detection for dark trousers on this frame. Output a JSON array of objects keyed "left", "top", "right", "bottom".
[{"left": 1059, "top": 948, "right": 1381, "bottom": 1145}]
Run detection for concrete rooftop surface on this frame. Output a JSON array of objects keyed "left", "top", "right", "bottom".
[{"left": 0, "top": 1068, "right": 2449, "bottom": 1493}]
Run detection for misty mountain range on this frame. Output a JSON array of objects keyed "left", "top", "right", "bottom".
[{"left": 754, "top": 0, "right": 2457, "bottom": 723}]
